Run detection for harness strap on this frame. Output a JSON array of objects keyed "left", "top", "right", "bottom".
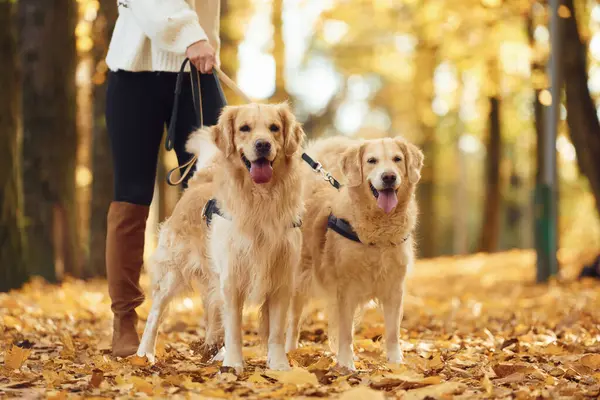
[
  {"left": 203, "top": 198, "right": 302, "bottom": 228},
  {"left": 327, "top": 213, "right": 411, "bottom": 246},
  {"left": 202, "top": 198, "right": 226, "bottom": 226},
  {"left": 327, "top": 214, "right": 361, "bottom": 242}
]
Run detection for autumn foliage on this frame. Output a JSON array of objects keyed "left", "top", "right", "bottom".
[{"left": 2, "top": 250, "right": 600, "bottom": 398}]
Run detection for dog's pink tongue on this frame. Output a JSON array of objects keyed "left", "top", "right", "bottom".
[
  {"left": 250, "top": 159, "right": 273, "bottom": 184},
  {"left": 377, "top": 190, "right": 398, "bottom": 213}
]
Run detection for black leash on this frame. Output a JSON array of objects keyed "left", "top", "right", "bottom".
[
  {"left": 167, "top": 59, "right": 200, "bottom": 152},
  {"left": 166, "top": 59, "right": 228, "bottom": 186},
  {"left": 301, "top": 153, "right": 341, "bottom": 190}
]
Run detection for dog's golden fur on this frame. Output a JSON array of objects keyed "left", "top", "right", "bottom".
[
  {"left": 137, "top": 103, "right": 305, "bottom": 373},
  {"left": 287, "top": 136, "right": 424, "bottom": 370}
]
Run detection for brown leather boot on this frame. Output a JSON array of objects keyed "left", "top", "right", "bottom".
[{"left": 106, "top": 201, "right": 149, "bottom": 358}]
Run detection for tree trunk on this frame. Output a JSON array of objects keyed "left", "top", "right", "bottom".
[
  {"left": 19, "top": 0, "right": 78, "bottom": 282},
  {"left": 526, "top": 11, "right": 547, "bottom": 255},
  {"left": 0, "top": 0, "right": 28, "bottom": 292},
  {"left": 271, "top": 0, "right": 287, "bottom": 102},
  {"left": 414, "top": 43, "right": 438, "bottom": 258},
  {"left": 562, "top": 0, "right": 600, "bottom": 217},
  {"left": 479, "top": 95, "right": 502, "bottom": 252},
  {"left": 87, "top": 0, "right": 117, "bottom": 278}
]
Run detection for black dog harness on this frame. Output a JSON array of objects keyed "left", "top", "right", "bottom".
[
  {"left": 327, "top": 214, "right": 411, "bottom": 246},
  {"left": 203, "top": 198, "right": 302, "bottom": 229}
]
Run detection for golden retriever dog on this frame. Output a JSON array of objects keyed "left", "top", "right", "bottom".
[
  {"left": 287, "top": 136, "right": 424, "bottom": 371},
  {"left": 136, "top": 103, "right": 305, "bottom": 373}
]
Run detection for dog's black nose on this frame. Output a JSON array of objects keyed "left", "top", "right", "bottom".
[
  {"left": 381, "top": 172, "right": 397, "bottom": 186},
  {"left": 255, "top": 140, "right": 272, "bottom": 157}
]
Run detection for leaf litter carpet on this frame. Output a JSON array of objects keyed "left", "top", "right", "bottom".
[{"left": 2, "top": 250, "right": 600, "bottom": 399}]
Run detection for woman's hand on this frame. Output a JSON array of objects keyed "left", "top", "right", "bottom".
[{"left": 186, "top": 40, "right": 216, "bottom": 73}]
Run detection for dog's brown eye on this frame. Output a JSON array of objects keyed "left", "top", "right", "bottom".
[
  {"left": 240, "top": 124, "right": 251, "bottom": 132},
  {"left": 269, "top": 124, "right": 280, "bottom": 133},
  {"left": 393, "top": 156, "right": 403, "bottom": 163},
  {"left": 367, "top": 157, "right": 378, "bottom": 164}
]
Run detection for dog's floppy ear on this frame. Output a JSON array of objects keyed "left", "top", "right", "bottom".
[
  {"left": 396, "top": 138, "right": 424, "bottom": 184},
  {"left": 340, "top": 142, "right": 366, "bottom": 187},
  {"left": 278, "top": 102, "right": 306, "bottom": 157},
  {"left": 212, "top": 106, "right": 237, "bottom": 158}
]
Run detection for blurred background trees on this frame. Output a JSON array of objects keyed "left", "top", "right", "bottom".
[{"left": 1, "top": 0, "right": 600, "bottom": 291}]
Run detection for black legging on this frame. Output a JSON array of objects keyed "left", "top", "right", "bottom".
[{"left": 106, "top": 70, "right": 226, "bottom": 206}]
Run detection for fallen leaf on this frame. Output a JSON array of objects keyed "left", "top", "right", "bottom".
[
  {"left": 492, "top": 363, "right": 534, "bottom": 378},
  {"left": 371, "top": 371, "right": 442, "bottom": 390},
  {"left": 90, "top": 369, "right": 104, "bottom": 388},
  {"left": 199, "top": 388, "right": 230, "bottom": 398},
  {"left": 307, "top": 356, "right": 334, "bottom": 372},
  {"left": 580, "top": 354, "right": 600, "bottom": 370},
  {"left": 402, "top": 382, "right": 465, "bottom": 400},
  {"left": 61, "top": 333, "right": 75, "bottom": 353},
  {"left": 481, "top": 374, "right": 493, "bottom": 395},
  {"left": 47, "top": 391, "right": 68, "bottom": 400},
  {"left": 494, "top": 372, "right": 525, "bottom": 385},
  {"left": 339, "top": 386, "right": 385, "bottom": 400},
  {"left": 266, "top": 367, "right": 319, "bottom": 386},
  {"left": 129, "top": 355, "right": 150, "bottom": 367},
  {"left": 2, "top": 315, "right": 22, "bottom": 330},
  {"left": 4, "top": 344, "right": 32, "bottom": 370},
  {"left": 129, "top": 376, "right": 153, "bottom": 395},
  {"left": 248, "top": 370, "right": 269, "bottom": 384}
]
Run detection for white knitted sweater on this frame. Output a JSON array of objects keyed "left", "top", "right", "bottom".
[{"left": 106, "top": 0, "right": 221, "bottom": 72}]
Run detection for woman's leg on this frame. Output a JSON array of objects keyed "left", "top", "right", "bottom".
[
  {"left": 105, "top": 70, "right": 167, "bottom": 357},
  {"left": 165, "top": 72, "right": 226, "bottom": 187}
]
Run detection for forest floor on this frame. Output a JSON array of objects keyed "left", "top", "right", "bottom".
[{"left": 1, "top": 249, "right": 600, "bottom": 399}]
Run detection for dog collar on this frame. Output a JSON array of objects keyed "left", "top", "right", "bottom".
[
  {"left": 327, "top": 214, "right": 410, "bottom": 246},
  {"left": 203, "top": 198, "right": 302, "bottom": 229}
]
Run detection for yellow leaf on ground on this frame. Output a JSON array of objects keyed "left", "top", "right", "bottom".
[
  {"left": 403, "top": 382, "right": 465, "bottom": 400},
  {"left": 481, "top": 374, "right": 493, "bottom": 395},
  {"left": 580, "top": 354, "right": 600, "bottom": 370},
  {"left": 339, "top": 386, "right": 385, "bottom": 400},
  {"left": 129, "top": 376, "right": 153, "bottom": 395},
  {"left": 129, "top": 355, "right": 150, "bottom": 367},
  {"left": 199, "top": 388, "right": 231, "bottom": 398},
  {"left": 4, "top": 344, "right": 32, "bottom": 370},
  {"left": 2, "top": 315, "right": 22, "bottom": 330},
  {"left": 248, "top": 370, "right": 269, "bottom": 384},
  {"left": 265, "top": 367, "right": 318, "bottom": 386},
  {"left": 307, "top": 356, "right": 334, "bottom": 372}
]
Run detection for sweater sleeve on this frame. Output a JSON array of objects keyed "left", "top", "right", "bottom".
[{"left": 127, "top": 0, "right": 207, "bottom": 55}]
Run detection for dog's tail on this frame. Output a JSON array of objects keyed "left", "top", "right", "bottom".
[{"left": 185, "top": 128, "right": 218, "bottom": 171}]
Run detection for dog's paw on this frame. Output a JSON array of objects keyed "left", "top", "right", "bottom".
[
  {"left": 212, "top": 346, "right": 226, "bottom": 362},
  {"left": 333, "top": 361, "right": 356, "bottom": 374},
  {"left": 136, "top": 349, "right": 156, "bottom": 364},
  {"left": 222, "top": 362, "right": 244, "bottom": 375},
  {"left": 268, "top": 358, "right": 291, "bottom": 371},
  {"left": 335, "top": 356, "right": 356, "bottom": 372},
  {"left": 285, "top": 341, "right": 298, "bottom": 353},
  {"left": 386, "top": 347, "right": 405, "bottom": 365},
  {"left": 268, "top": 344, "right": 291, "bottom": 371}
]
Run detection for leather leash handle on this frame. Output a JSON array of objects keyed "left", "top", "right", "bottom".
[
  {"left": 214, "top": 65, "right": 252, "bottom": 104},
  {"left": 166, "top": 58, "right": 204, "bottom": 152}
]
